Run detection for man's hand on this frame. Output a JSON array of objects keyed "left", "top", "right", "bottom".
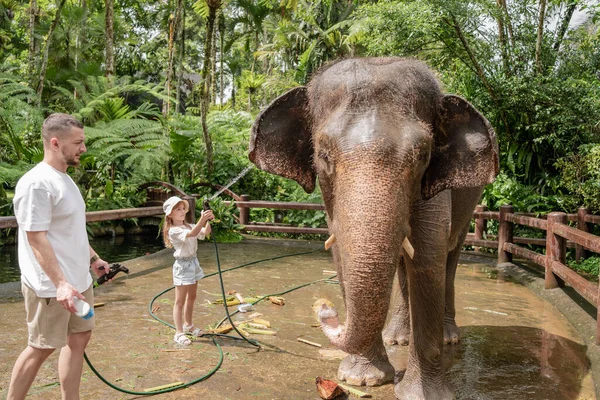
[
  {"left": 56, "top": 282, "right": 82, "bottom": 313},
  {"left": 91, "top": 257, "right": 110, "bottom": 278}
]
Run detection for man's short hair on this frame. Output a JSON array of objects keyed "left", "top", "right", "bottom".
[{"left": 42, "top": 113, "right": 84, "bottom": 143}]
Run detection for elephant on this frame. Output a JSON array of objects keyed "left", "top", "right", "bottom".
[{"left": 248, "top": 57, "right": 498, "bottom": 399}]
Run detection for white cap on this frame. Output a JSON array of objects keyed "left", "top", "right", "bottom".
[{"left": 163, "top": 196, "right": 189, "bottom": 216}]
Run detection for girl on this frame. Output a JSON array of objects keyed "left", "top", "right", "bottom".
[{"left": 162, "top": 196, "right": 214, "bottom": 345}]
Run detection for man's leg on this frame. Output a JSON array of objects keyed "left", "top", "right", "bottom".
[
  {"left": 58, "top": 330, "right": 91, "bottom": 400},
  {"left": 7, "top": 346, "right": 55, "bottom": 400}
]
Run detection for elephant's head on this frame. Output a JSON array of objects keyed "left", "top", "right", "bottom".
[{"left": 249, "top": 58, "right": 498, "bottom": 354}]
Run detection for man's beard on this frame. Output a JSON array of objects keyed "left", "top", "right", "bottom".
[{"left": 64, "top": 153, "right": 80, "bottom": 167}]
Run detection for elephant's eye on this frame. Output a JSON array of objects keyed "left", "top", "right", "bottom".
[
  {"left": 318, "top": 150, "right": 330, "bottom": 163},
  {"left": 316, "top": 150, "right": 334, "bottom": 175}
]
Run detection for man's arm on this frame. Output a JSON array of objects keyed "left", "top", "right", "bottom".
[
  {"left": 89, "top": 246, "right": 109, "bottom": 278},
  {"left": 27, "top": 231, "right": 80, "bottom": 313}
]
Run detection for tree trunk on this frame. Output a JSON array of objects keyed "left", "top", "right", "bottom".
[
  {"left": 211, "top": 11, "right": 218, "bottom": 105},
  {"left": 535, "top": 0, "right": 547, "bottom": 75},
  {"left": 105, "top": 0, "right": 115, "bottom": 77},
  {"left": 200, "top": 0, "right": 220, "bottom": 174},
  {"left": 553, "top": 1, "right": 577, "bottom": 52},
  {"left": 176, "top": 4, "right": 186, "bottom": 114},
  {"left": 164, "top": 0, "right": 183, "bottom": 116},
  {"left": 496, "top": 0, "right": 510, "bottom": 75},
  {"left": 27, "top": 0, "right": 38, "bottom": 85},
  {"left": 36, "top": 0, "right": 67, "bottom": 104},
  {"left": 498, "top": 0, "right": 515, "bottom": 48},
  {"left": 219, "top": 13, "right": 224, "bottom": 107},
  {"left": 231, "top": 76, "right": 235, "bottom": 108}
]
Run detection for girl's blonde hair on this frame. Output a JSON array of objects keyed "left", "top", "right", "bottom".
[
  {"left": 162, "top": 215, "right": 175, "bottom": 248},
  {"left": 162, "top": 199, "right": 190, "bottom": 248}
]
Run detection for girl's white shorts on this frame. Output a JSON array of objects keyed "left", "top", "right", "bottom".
[{"left": 173, "top": 256, "right": 204, "bottom": 286}]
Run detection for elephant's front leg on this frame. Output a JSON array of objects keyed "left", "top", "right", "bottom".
[
  {"left": 395, "top": 195, "right": 453, "bottom": 400},
  {"left": 383, "top": 260, "right": 410, "bottom": 346},
  {"left": 338, "top": 336, "right": 395, "bottom": 386}
]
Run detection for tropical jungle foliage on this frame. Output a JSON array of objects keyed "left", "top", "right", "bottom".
[{"left": 1, "top": 0, "right": 599, "bottom": 247}]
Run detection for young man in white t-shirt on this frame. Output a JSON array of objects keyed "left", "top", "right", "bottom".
[{"left": 7, "top": 113, "right": 110, "bottom": 400}]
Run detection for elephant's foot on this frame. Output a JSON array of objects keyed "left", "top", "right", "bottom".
[
  {"left": 395, "top": 373, "right": 453, "bottom": 400},
  {"left": 443, "top": 318, "right": 460, "bottom": 345},
  {"left": 382, "top": 314, "right": 410, "bottom": 346},
  {"left": 338, "top": 353, "right": 395, "bottom": 386}
]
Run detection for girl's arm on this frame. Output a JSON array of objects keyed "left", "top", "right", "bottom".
[
  {"left": 186, "top": 210, "right": 214, "bottom": 238},
  {"left": 200, "top": 223, "right": 212, "bottom": 237}
]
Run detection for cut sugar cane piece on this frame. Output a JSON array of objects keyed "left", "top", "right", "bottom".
[
  {"left": 143, "top": 381, "right": 185, "bottom": 392},
  {"left": 337, "top": 383, "right": 372, "bottom": 398},
  {"left": 93, "top": 303, "right": 105, "bottom": 307},
  {"left": 243, "top": 327, "right": 277, "bottom": 335},
  {"left": 298, "top": 338, "right": 322, "bottom": 347},
  {"left": 160, "top": 349, "right": 191, "bottom": 352},
  {"left": 269, "top": 296, "right": 285, "bottom": 306},
  {"left": 247, "top": 312, "right": 263, "bottom": 319},
  {"left": 251, "top": 318, "right": 270, "bottom": 327},
  {"left": 319, "top": 349, "right": 348, "bottom": 360},
  {"left": 245, "top": 322, "right": 269, "bottom": 330}
]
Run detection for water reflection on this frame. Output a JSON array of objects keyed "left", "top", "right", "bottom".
[
  {"left": 447, "top": 325, "right": 590, "bottom": 399},
  {"left": 0, "top": 231, "right": 165, "bottom": 284}
]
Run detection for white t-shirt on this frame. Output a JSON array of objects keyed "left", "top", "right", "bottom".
[
  {"left": 168, "top": 224, "right": 205, "bottom": 258},
  {"left": 13, "top": 162, "right": 91, "bottom": 297}
]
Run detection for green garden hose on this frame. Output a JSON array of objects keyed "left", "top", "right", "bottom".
[{"left": 83, "top": 236, "right": 332, "bottom": 395}]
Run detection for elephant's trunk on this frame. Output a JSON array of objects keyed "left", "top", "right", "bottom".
[
  {"left": 320, "top": 180, "right": 408, "bottom": 353},
  {"left": 318, "top": 256, "right": 398, "bottom": 354}
]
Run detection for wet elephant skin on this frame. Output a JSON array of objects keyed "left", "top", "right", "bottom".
[{"left": 249, "top": 57, "right": 499, "bottom": 399}]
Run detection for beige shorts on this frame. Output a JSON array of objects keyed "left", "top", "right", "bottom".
[{"left": 22, "top": 283, "right": 95, "bottom": 349}]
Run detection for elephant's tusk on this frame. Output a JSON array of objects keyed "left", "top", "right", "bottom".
[
  {"left": 324, "top": 234, "right": 336, "bottom": 250},
  {"left": 402, "top": 237, "right": 415, "bottom": 259}
]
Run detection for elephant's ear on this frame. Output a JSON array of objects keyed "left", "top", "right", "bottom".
[
  {"left": 249, "top": 87, "right": 316, "bottom": 193},
  {"left": 422, "top": 94, "right": 499, "bottom": 200}
]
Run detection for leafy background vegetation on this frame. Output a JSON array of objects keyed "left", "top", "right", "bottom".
[{"left": 1, "top": 0, "right": 600, "bottom": 268}]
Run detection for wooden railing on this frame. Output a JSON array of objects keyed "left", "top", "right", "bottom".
[{"left": 464, "top": 204, "right": 600, "bottom": 344}]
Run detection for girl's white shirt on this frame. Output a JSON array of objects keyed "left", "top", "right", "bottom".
[{"left": 168, "top": 224, "right": 206, "bottom": 258}]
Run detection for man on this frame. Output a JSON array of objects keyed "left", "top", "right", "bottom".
[{"left": 7, "top": 113, "right": 110, "bottom": 400}]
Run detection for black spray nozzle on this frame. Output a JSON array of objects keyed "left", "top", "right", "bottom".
[
  {"left": 94, "top": 263, "right": 130, "bottom": 287},
  {"left": 203, "top": 199, "right": 211, "bottom": 211}
]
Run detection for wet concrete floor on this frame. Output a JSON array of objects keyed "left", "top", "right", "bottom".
[{"left": 0, "top": 237, "right": 595, "bottom": 399}]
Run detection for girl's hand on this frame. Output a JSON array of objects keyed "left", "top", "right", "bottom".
[{"left": 200, "top": 210, "right": 214, "bottom": 223}]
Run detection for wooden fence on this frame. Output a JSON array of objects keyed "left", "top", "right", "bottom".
[
  {"left": 3, "top": 182, "right": 600, "bottom": 344},
  {"left": 464, "top": 204, "right": 600, "bottom": 344}
]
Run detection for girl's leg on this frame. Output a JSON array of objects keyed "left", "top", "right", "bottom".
[
  {"left": 183, "top": 282, "right": 198, "bottom": 327},
  {"left": 173, "top": 285, "right": 186, "bottom": 334}
]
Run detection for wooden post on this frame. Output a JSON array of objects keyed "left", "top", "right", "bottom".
[
  {"left": 239, "top": 194, "right": 250, "bottom": 225},
  {"left": 474, "top": 204, "right": 487, "bottom": 252},
  {"left": 497, "top": 205, "right": 514, "bottom": 263},
  {"left": 545, "top": 212, "right": 566, "bottom": 289},
  {"left": 576, "top": 207, "right": 589, "bottom": 262},
  {"left": 184, "top": 195, "right": 196, "bottom": 224}
]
